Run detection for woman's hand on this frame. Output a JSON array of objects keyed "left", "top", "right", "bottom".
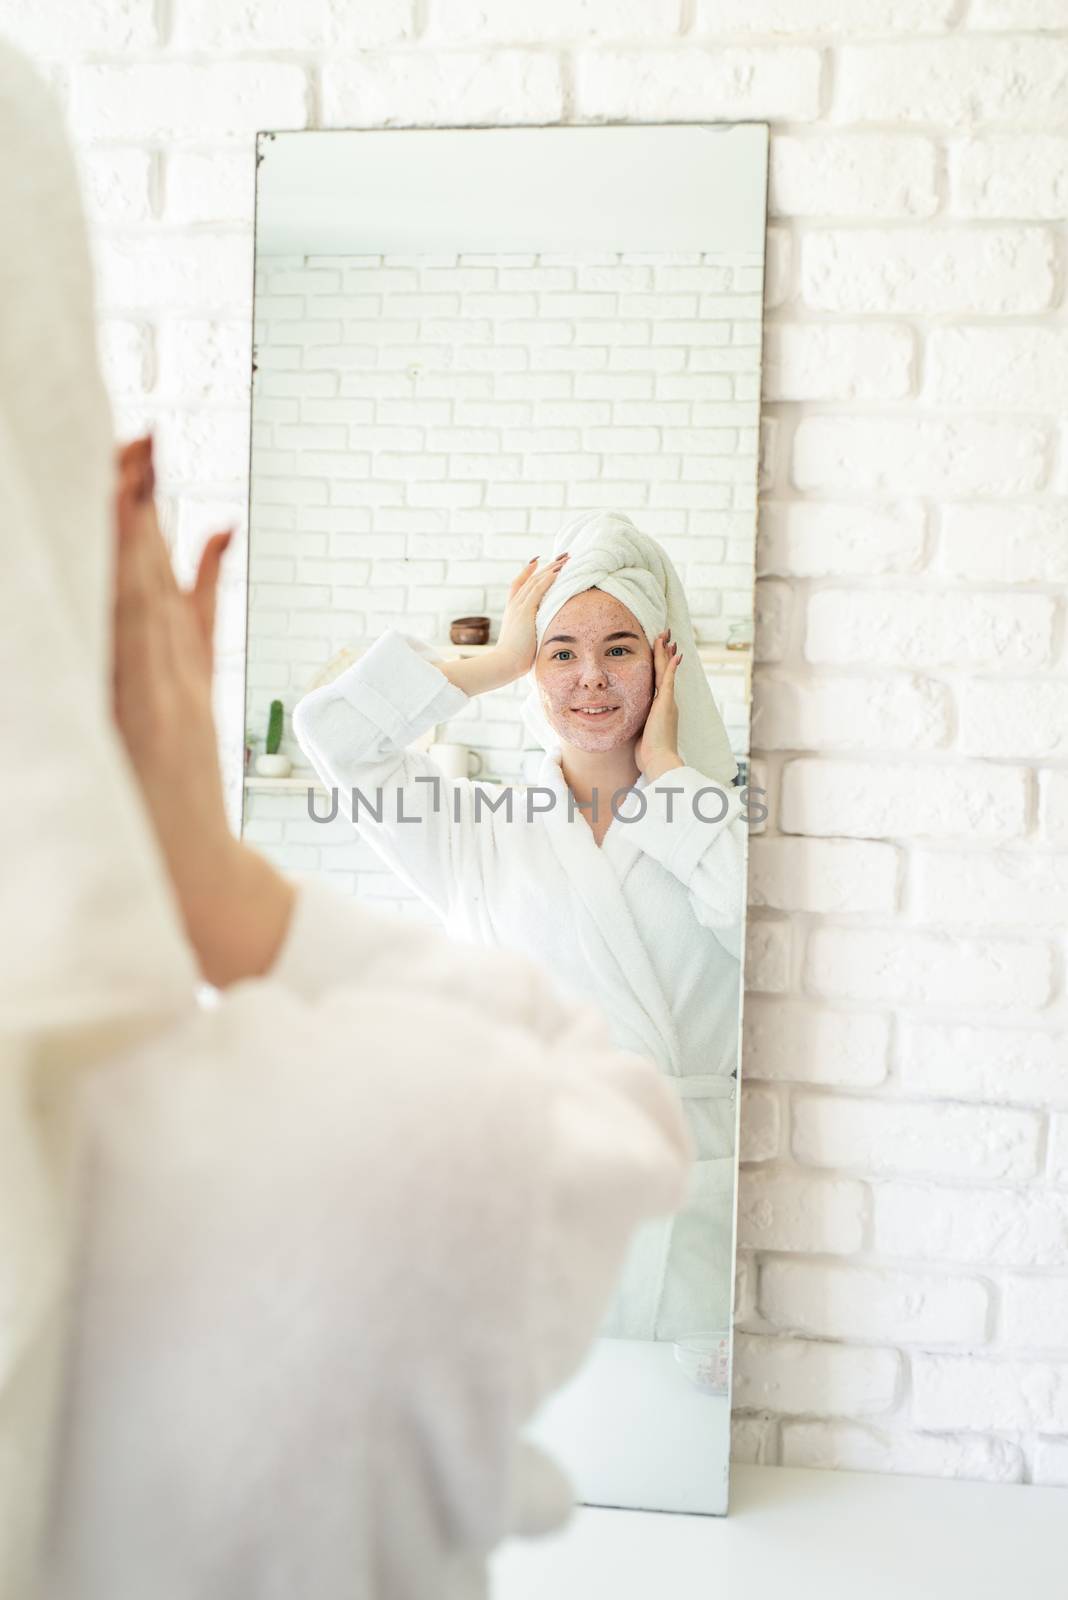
[
  {"left": 112, "top": 434, "right": 295, "bottom": 986},
  {"left": 494, "top": 551, "right": 571, "bottom": 681},
  {"left": 436, "top": 551, "right": 570, "bottom": 698},
  {"left": 636, "top": 630, "right": 685, "bottom": 783}
]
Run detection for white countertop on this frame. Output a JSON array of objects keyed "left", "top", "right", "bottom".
[{"left": 490, "top": 1463, "right": 1068, "bottom": 1600}]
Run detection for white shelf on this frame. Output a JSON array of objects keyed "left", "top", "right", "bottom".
[
  {"left": 490, "top": 1463, "right": 1068, "bottom": 1600},
  {"left": 244, "top": 774, "right": 324, "bottom": 791}
]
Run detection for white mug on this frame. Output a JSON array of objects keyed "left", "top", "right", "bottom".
[{"left": 427, "top": 742, "right": 483, "bottom": 780}]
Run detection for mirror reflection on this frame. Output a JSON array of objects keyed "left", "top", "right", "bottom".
[{"left": 243, "top": 125, "right": 768, "bottom": 1514}]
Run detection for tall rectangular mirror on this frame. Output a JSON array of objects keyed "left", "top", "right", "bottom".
[{"left": 243, "top": 123, "right": 768, "bottom": 1517}]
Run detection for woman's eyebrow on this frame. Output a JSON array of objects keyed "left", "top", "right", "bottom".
[{"left": 544, "top": 630, "right": 642, "bottom": 645}]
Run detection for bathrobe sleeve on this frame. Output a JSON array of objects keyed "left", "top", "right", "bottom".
[
  {"left": 292, "top": 628, "right": 476, "bottom": 919},
  {"left": 270, "top": 866, "right": 607, "bottom": 1048},
  {"left": 50, "top": 873, "right": 693, "bottom": 1599},
  {"left": 620, "top": 768, "right": 747, "bottom": 962}
]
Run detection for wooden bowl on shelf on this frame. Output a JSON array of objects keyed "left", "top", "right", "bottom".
[{"left": 449, "top": 616, "right": 491, "bottom": 646}]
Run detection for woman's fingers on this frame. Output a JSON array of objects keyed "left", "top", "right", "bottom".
[
  {"left": 650, "top": 631, "right": 681, "bottom": 701},
  {"left": 533, "top": 551, "right": 569, "bottom": 590},
  {"left": 533, "top": 561, "right": 565, "bottom": 594},
  {"left": 192, "top": 529, "right": 234, "bottom": 665},
  {"left": 113, "top": 478, "right": 170, "bottom": 753},
  {"left": 664, "top": 647, "right": 682, "bottom": 693},
  {"left": 512, "top": 550, "right": 569, "bottom": 605},
  {"left": 508, "top": 556, "right": 539, "bottom": 597}
]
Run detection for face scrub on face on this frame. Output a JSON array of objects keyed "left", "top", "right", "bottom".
[{"left": 535, "top": 588, "right": 654, "bottom": 753}]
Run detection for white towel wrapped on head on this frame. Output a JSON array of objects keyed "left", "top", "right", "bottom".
[{"left": 521, "top": 510, "right": 738, "bottom": 787}]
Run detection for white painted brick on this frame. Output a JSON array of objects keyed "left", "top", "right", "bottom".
[
  {"left": 754, "top": 579, "right": 792, "bottom": 663},
  {"left": 98, "top": 320, "right": 151, "bottom": 401},
  {"left": 912, "top": 851, "right": 1068, "bottom": 931},
  {"left": 1003, "top": 1278, "right": 1068, "bottom": 1350},
  {"left": 1034, "top": 1439, "right": 1068, "bottom": 1486},
  {"left": 96, "top": 236, "right": 252, "bottom": 313},
  {"left": 793, "top": 1095, "right": 1043, "bottom": 1183},
  {"left": 572, "top": 47, "right": 823, "bottom": 121},
  {"left": 937, "top": 504, "right": 1068, "bottom": 585},
  {"left": 159, "top": 321, "right": 252, "bottom": 406},
  {"left": 970, "top": 0, "right": 1068, "bottom": 26},
  {"left": 763, "top": 323, "right": 913, "bottom": 402},
  {"left": 1051, "top": 1115, "right": 1068, "bottom": 1187},
  {"left": 740, "top": 1087, "right": 781, "bottom": 1162},
  {"left": 734, "top": 1334, "right": 900, "bottom": 1418},
  {"left": 802, "top": 227, "right": 1055, "bottom": 315},
  {"left": 875, "top": 1181, "right": 1068, "bottom": 1271},
  {"left": 70, "top": 64, "right": 308, "bottom": 142},
  {"left": 431, "top": 0, "right": 682, "bottom": 38},
  {"left": 792, "top": 417, "right": 1048, "bottom": 497},
  {"left": 835, "top": 39, "right": 1068, "bottom": 128},
  {"left": 166, "top": 150, "right": 256, "bottom": 226},
  {"left": 749, "top": 837, "right": 899, "bottom": 914},
  {"left": 743, "top": 1001, "right": 889, "bottom": 1089},
  {"left": 781, "top": 1422, "right": 1022, "bottom": 1482},
  {"left": 322, "top": 52, "right": 563, "bottom": 127},
  {"left": 754, "top": 675, "right": 952, "bottom": 753},
  {"left": 762, "top": 228, "right": 793, "bottom": 310},
  {"left": 901, "top": 1022, "right": 1068, "bottom": 1110},
  {"left": 731, "top": 1415, "right": 777, "bottom": 1466},
  {"left": 695, "top": 0, "right": 955, "bottom": 29},
  {"left": 805, "top": 590, "right": 1053, "bottom": 670},
  {"left": 927, "top": 327, "right": 1068, "bottom": 412},
  {"left": 760, "top": 1261, "right": 989, "bottom": 1344},
  {"left": 805, "top": 927, "right": 1053, "bottom": 1014},
  {"left": 950, "top": 136, "right": 1068, "bottom": 220},
  {"left": 151, "top": 409, "right": 250, "bottom": 487},
  {"left": 745, "top": 918, "right": 793, "bottom": 994},
  {"left": 1040, "top": 772, "right": 1068, "bottom": 846},
  {"left": 960, "top": 681, "right": 1068, "bottom": 760},
  {"left": 78, "top": 147, "right": 153, "bottom": 225},
  {"left": 780, "top": 758, "right": 1029, "bottom": 842},
  {"left": 737, "top": 1169, "right": 867, "bottom": 1255},
  {"left": 757, "top": 502, "right": 925, "bottom": 579},
  {"left": 272, "top": 271, "right": 343, "bottom": 301},
  {"left": 0, "top": 0, "right": 156, "bottom": 52},
  {"left": 913, "top": 1354, "right": 1068, "bottom": 1433},
  {"left": 173, "top": 0, "right": 414, "bottom": 49},
  {"left": 732, "top": 1252, "right": 758, "bottom": 1328},
  {"left": 770, "top": 134, "right": 938, "bottom": 220}
]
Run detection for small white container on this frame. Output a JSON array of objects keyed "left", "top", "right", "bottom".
[{"left": 255, "top": 752, "right": 292, "bottom": 778}]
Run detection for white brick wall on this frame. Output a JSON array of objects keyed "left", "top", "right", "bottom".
[{"left": 21, "top": 0, "right": 1067, "bottom": 1489}]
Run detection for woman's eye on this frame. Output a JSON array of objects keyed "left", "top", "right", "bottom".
[
  {"left": 607, "top": 646, "right": 629, "bottom": 656},
  {"left": 552, "top": 649, "right": 574, "bottom": 661}
]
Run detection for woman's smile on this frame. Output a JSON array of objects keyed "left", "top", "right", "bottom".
[{"left": 571, "top": 704, "right": 620, "bottom": 717}]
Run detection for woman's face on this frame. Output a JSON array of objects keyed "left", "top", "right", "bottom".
[{"left": 534, "top": 588, "right": 655, "bottom": 752}]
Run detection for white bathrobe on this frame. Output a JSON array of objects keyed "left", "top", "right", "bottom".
[
  {"left": 44, "top": 881, "right": 692, "bottom": 1600},
  {"left": 294, "top": 628, "right": 749, "bottom": 1340},
  {"left": 0, "top": 40, "right": 691, "bottom": 1600}
]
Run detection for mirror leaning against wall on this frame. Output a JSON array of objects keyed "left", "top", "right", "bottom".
[{"left": 242, "top": 124, "right": 769, "bottom": 1517}]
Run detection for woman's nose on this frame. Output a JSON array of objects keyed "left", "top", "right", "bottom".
[{"left": 578, "top": 658, "right": 609, "bottom": 687}]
